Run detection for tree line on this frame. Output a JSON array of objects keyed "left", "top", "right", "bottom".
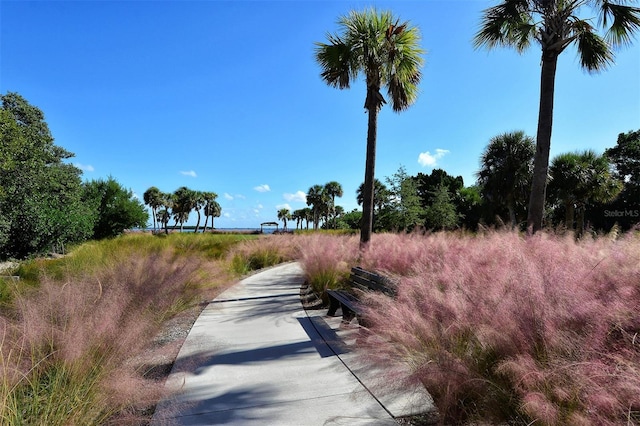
[
  {"left": 276, "top": 129, "right": 640, "bottom": 235},
  {"left": 143, "top": 186, "right": 221, "bottom": 233},
  {"left": 0, "top": 93, "right": 148, "bottom": 259}
]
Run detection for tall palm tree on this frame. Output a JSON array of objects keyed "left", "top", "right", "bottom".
[
  {"left": 475, "top": 0, "right": 640, "bottom": 233},
  {"left": 306, "top": 184, "right": 326, "bottom": 230},
  {"left": 172, "top": 186, "right": 195, "bottom": 232},
  {"left": 277, "top": 208, "right": 291, "bottom": 231},
  {"left": 316, "top": 8, "right": 424, "bottom": 247},
  {"left": 192, "top": 190, "right": 206, "bottom": 233},
  {"left": 548, "top": 150, "right": 622, "bottom": 234},
  {"left": 324, "top": 181, "right": 343, "bottom": 229},
  {"left": 202, "top": 192, "right": 220, "bottom": 232},
  {"left": 477, "top": 131, "right": 535, "bottom": 229},
  {"left": 159, "top": 192, "right": 173, "bottom": 234},
  {"left": 143, "top": 186, "right": 162, "bottom": 232}
]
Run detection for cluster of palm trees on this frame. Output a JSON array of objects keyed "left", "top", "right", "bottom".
[
  {"left": 316, "top": 2, "right": 639, "bottom": 246},
  {"left": 477, "top": 131, "right": 622, "bottom": 233},
  {"left": 143, "top": 186, "right": 221, "bottom": 233},
  {"left": 276, "top": 181, "right": 344, "bottom": 231}
]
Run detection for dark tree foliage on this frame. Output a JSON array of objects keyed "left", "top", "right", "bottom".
[
  {"left": 83, "top": 177, "right": 148, "bottom": 240},
  {"left": 590, "top": 129, "right": 640, "bottom": 230},
  {"left": 0, "top": 93, "right": 94, "bottom": 258}
]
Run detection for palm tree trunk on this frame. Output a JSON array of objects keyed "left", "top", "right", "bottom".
[
  {"left": 564, "top": 201, "right": 575, "bottom": 230},
  {"left": 527, "top": 52, "right": 558, "bottom": 234},
  {"left": 203, "top": 215, "right": 209, "bottom": 233},
  {"left": 360, "top": 96, "right": 378, "bottom": 248},
  {"left": 195, "top": 210, "right": 201, "bottom": 233}
]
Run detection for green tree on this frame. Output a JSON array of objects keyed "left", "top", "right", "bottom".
[
  {"left": 143, "top": 186, "right": 163, "bottom": 232},
  {"left": 424, "top": 183, "right": 459, "bottom": 230},
  {"left": 202, "top": 192, "right": 220, "bottom": 232},
  {"left": 605, "top": 129, "right": 640, "bottom": 208},
  {"left": 415, "top": 169, "right": 464, "bottom": 208},
  {"left": 306, "top": 184, "right": 327, "bottom": 230},
  {"left": 475, "top": 0, "right": 640, "bottom": 233},
  {"left": 83, "top": 177, "right": 148, "bottom": 239},
  {"left": 357, "top": 179, "right": 392, "bottom": 231},
  {"left": 192, "top": 190, "right": 206, "bottom": 233},
  {"left": 171, "top": 186, "right": 195, "bottom": 231},
  {"left": 0, "top": 93, "right": 93, "bottom": 258},
  {"left": 324, "top": 181, "right": 343, "bottom": 229},
  {"left": 547, "top": 150, "right": 622, "bottom": 234},
  {"left": 477, "top": 131, "right": 535, "bottom": 229},
  {"left": 316, "top": 8, "right": 424, "bottom": 247},
  {"left": 384, "top": 166, "right": 424, "bottom": 231},
  {"left": 277, "top": 208, "right": 291, "bottom": 231}
]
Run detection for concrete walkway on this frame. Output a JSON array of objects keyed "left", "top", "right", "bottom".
[{"left": 152, "top": 262, "right": 433, "bottom": 426}]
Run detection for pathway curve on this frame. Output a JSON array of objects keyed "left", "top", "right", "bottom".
[{"left": 152, "top": 262, "right": 433, "bottom": 426}]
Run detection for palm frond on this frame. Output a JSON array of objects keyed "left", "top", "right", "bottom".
[
  {"left": 474, "top": 0, "right": 536, "bottom": 52},
  {"left": 576, "top": 28, "right": 615, "bottom": 71},
  {"left": 599, "top": 1, "right": 640, "bottom": 46},
  {"left": 315, "top": 34, "right": 354, "bottom": 89}
]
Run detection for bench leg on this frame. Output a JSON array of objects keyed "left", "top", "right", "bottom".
[
  {"left": 341, "top": 305, "right": 356, "bottom": 323},
  {"left": 327, "top": 296, "right": 340, "bottom": 316}
]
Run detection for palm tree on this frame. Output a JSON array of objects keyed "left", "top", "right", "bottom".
[
  {"left": 548, "top": 150, "right": 622, "bottom": 234},
  {"left": 291, "top": 209, "right": 304, "bottom": 230},
  {"left": 324, "top": 181, "right": 343, "bottom": 229},
  {"left": 143, "top": 186, "right": 162, "bottom": 232},
  {"left": 477, "top": 131, "right": 535, "bottom": 229},
  {"left": 192, "top": 190, "right": 206, "bottom": 233},
  {"left": 172, "top": 186, "right": 195, "bottom": 232},
  {"left": 202, "top": 192, "right": 220, "bottom": 232},
  {"left": 159, "top": 192, "right": 173, "bottom": 234},
  {"left": 316, "top": 8, "right": 424, "bottom": 247},
  {"left": 306, "top": 184, "right": 326, "bottom": 230},
  {"left": 475, "top": 0, "right": 640, "bottom": 233},
  {"left": 277, "top": 208, "right": 291, "bottom": 231}
]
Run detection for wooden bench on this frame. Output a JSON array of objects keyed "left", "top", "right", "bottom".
[{"left": 326, "top": 267, "right": 396, "bottom": 326}]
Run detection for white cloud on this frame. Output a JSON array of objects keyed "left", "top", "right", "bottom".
[
  {"left": 74, "top": 163, "right": 94, "bottom": 172},
  {"left": 283, "top": 191, "right": 306, "bottom": 203},
  {"left": 254, "top": 184, "right": 271, "bottom": 193},
  {"left": 224, "top": 193, "right": 234, "bottom": 200},
  {"left": 256, "top": 203, "right": 264, "bottom": 209},
  {"left": 276, "top": 203, "right": 292, "bottom": 211},
  {"left": 223, "top": 212, "right": 231, "bottom": 218},
  {"left": 418, "top": 149, "right": 450, "bottom": 167},
  {"left": 235, "top": 194, "right": 246, "bottom": 199},
  {"left": 180, "top": 170, "right": 197, "bottom": 178}
]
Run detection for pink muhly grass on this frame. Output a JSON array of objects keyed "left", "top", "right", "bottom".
[
  {"left": 0, "top": 249, "right": 212, "bottom": 424},
  {"left": 358, "top": 230, "right": 640, "bottom": 424},
  {"left": 298, "top": 234, "right": 359, "bottom": 294}
]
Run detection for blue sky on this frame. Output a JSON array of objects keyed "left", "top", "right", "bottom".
[{"left": 1, "top": 1, "right": 638, "bottom": 229}]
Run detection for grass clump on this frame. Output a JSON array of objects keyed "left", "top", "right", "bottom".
[{"left": 0, "top": 232, "right": 244, "bottom": 425}]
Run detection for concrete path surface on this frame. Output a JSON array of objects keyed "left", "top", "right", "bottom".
[{"left": 152, "top": 262, "right": 433, "bottom": 426}]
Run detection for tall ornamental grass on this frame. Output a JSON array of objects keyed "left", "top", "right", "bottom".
[
  {"left": 352, "top": 231, "right": 640, "bottom": 425},
  {"left": 296, "top": 231, "right": 640, "bottom": 424},
  {"left": 0, "top": 233, "right": 238, "bottom": 425},
  {"left": 229, "top": 234, "right": 300, "bottom": 274}
]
